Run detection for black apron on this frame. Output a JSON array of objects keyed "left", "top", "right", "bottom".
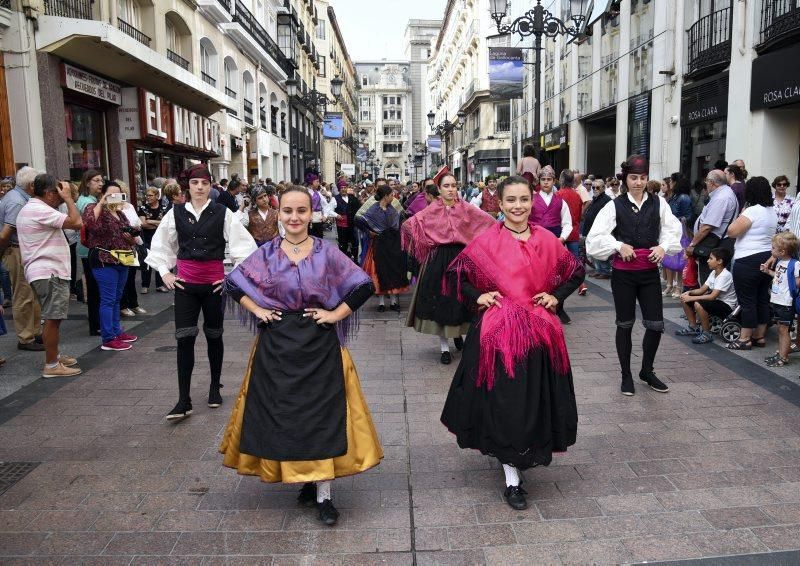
[{"left": 374, "top": 228, "right": 409, "bottom": 290}]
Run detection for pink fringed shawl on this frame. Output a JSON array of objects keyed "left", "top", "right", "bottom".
[
  {"left": 401, "top": 199, "right": 496, "bottom": 264},
  {"left": 447, "top": 223, "right": 581, "bottom": 390}
]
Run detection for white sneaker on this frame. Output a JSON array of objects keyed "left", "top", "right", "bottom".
[
  {"left": 120, "top": 308, "right": 135, "bottom": 317},
  {"left": 133, "top": 307, "right": 147, "bottom": 314}
]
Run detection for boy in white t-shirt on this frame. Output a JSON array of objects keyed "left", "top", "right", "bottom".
[
  {"left": 676, "top": 247, "right": 736, "bottom": 344},
  {"left": 761, "top": 232, "right": 800, "bottom": 367}
]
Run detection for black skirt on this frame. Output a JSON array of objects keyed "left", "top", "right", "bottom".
[
  {"left": 239, "top": 313, "right": 347, "bottom": 461},
  {"left": 440, "top": 318, "right": 578, "bottom": 470},
  {"left": 374, "top": 229, "right": 409, "bottom": 290},
  {"left": 415, "top": 244, "right": 471, "bottom": 327}
]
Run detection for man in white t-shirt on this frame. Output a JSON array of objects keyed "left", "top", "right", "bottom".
[{"left": 16, "top": 174, "right": 84, "bottom": 378}]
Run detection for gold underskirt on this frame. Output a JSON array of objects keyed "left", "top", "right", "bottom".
[{"left": 219, "top": 344, "right": 383, "bottom": 483}]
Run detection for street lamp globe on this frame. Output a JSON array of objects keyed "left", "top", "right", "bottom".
[
  {"left": 285, "top": 78, "right": 298, "bottom": 98},
  {"left": 427, "top": 110, "right": 435, "bottom": 128},
  {"left": 489, "top": 0, "right": 508, "bottom": 20},
  {"left": 359, "top": 128, "right": 367, "bottom": 142},
  {"left": 569, "top": 0, "right": 593, "bottom": 34},
  {"left": 330, "top": 76, "right": 343, "bottom": 99}
]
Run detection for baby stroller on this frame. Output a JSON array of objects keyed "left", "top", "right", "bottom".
[{"left": 717, "top": 305, "right": 796, "bottom": 344}]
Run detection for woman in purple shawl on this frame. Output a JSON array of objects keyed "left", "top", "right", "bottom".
[{"left": 219, "top": 187, "right": 383, "bottom": 527}]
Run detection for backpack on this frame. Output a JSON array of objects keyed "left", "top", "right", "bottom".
[{"left": 786, "top": 259, "right": 800, "bottom": 315}]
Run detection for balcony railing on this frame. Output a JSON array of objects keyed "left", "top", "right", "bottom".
[
  {"left": 243, "top": 99, "right": 254, "bottom": 126},
  {"left": 495, "top": 121, "right": 510, "bottom": 134},
  {"left": 686, "top": 7, "right": 732, "bottom": 77},
  {"left": 202, "top": 72, "right": 217, "bottom": 87},
  {"left": 225, "top": 86, "right": 237, "bottom": 98},
  {"left": 44, "top": 0, "right": 93, "bottom": 18},
  {"left": 167, "top": 49, "right": 190, "bottom": 71},
  {"left": 118, "top": 17, "right": 151, "bottom": 47},
  {"left": 758, "top": 0, "right": 800, "bottom": 50},
  {"left": 218, "top": 0, "right": 231, "bottom": 11},
  {"left": 260, "top": 108, "right": 267, "bottom": 129},
  {"left": 233, "top": 0, "right": 294, "bottom": 76},
  {"left": 0, "top": 0, "right": 8, "bottom": 7}
]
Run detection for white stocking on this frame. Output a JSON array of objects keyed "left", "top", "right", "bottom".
[
  {"left": 390, "top": 295, "right": 398, "bottom": 305},
  {"left": 439, "top": 336, "right": 450, "bottom": 353},
  {"left": 378, "top": 296, "right": 386, "bottom": 306},
  {"left": 503, "top": 464, "right": 520, "bottom": 487},
  {"left": 316, "top": 480, "right": 332, "bottom": 503}
]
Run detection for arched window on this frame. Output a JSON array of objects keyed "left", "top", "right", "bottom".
[
  {"left": 258, "top": 84, "right": 268, "bottom": 130},
  {"left": 165, "top": 12, "right": 192, "bottom": 71},
  {"left": 270, "top": 92, "right": 279, "bottom": 135},
  {"left": 224, "top": 57, "right": 238, "bottom": 99},
  {"left": 117, "top": 0, "right": 153, "bottom": 46},
  {"left": 280, "top": 100, "right": 287, "bottom": 139},
  {"left": 199, "top": 38, "right": 218, "bottom": 87},
  {"left": 242, "top": 71, "right": 255, "bottom": 126}
]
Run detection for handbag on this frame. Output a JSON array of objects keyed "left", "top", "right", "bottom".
[{"left": 693, "top": 216, "right": 734, "bottom": 258}]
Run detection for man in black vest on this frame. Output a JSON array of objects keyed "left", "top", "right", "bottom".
[
  {"left": 333, "top": 181, "right": 360, "bottom": 261},
  {"left": 146, "top": 164, "right": 257, "bottom": 422}
]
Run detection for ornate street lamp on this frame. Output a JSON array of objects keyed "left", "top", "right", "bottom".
[
  {"left": 359, "top": 128, "right": 367, "bottom": 143},
  {"left": 330, "top": 75, "right": 344, "bottom": 99}
]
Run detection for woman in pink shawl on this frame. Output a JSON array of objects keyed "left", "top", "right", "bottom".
[
  {"left": 441, "top": 176, "right": 583, "bottom": 511},
  {"left": 402, "top": 173, "right": 496, "bottom": 364}
]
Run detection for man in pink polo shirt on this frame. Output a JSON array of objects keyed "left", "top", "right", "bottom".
[{"left": 16, "top": 174, "right": 84, "bottom": 378}]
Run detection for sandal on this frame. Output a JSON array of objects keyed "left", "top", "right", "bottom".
[
  {"left": 766, "top": 356, "right": 789, "bottom": 368},
  {"left": 675, "top": 326, "right": 700, "bottom": 336},
  {"left": 727, "top": 340, "right": 752, "bottom": 351},
  {"left": 751, "top": 336, "right": 767, "bottom": 348},
  {"left": 791, "top": 343, "right": 800, "bottom": 355},
  {"left": 662, "top": 286, "right": 673, "bottom": 297},
  {"left": 692, "top": 332, "right": 714, "bottom": 344},
  {"left": 765, "top": 353, "right": 781, "bottom": 364}
]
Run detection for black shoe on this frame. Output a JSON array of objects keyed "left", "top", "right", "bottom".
[
  {"left": 557, "top": 310, "right": 571, "bottom": 325},
  {"left": 640, "top": 370, "right": 670, "bottom": 393},
  {"left": 17, "top": 341, "right": 45, "bottom": 351},
  {"left": 297, "top": 482, "right": 317, "bottom": 508},
  {"left": 166, "top": 399, "right": 193, "bottom": 422},
  {"left": 389, "top": 302, "right": 400, "bottom": 312},
  {"left": 317, "top": 499, "right": 339, "bottom": 526},
  {"left": 34, "top": 335, "right": 43, "bottom": 344},
  {"left": 503, "top": 485, "right": 528, "bottom": 510},
  {"left": 454, "top": 337, "right": 464, "bottom": 351},
  {"left": 208, "top": 384, "right": 223, "bottom": 408},
  {"left": 377, "top": 304, "right": 386, "bottom": 313},
  {"left": 89, "top": 330, "right": 101, "bottom": 337},
  {"left": 440, "top": 351, "right": 452, "bottom": 365},
  {"left": 621, "top": 375, "right": 635, "bottom": 396}
]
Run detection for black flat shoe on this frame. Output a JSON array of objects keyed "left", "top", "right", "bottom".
[
  {"left": 297, "top": 482, "right": 317, "bottom": 508},
  {"left": 503, "top": 485, "right": 528, "bottom": 510},
  {"left": 389, "top": 303, "right": 400, "bottom": 312},
  {"left": 166, "top": 400, "right": 193, "bottom": 422},
  {"left": 377, "top": 305, "right": 386, "bottom": 313},
  {"left": 317, "top": 499, "right": 339, "bottom": 526},
  {"left": 557, "top": 310, "right": 571, "bottom": 325},
  {"left": 454, "top": 337, "right": 464, "bottom": 351},
  {"left": 440, "top": 351, "right": 452, "bottom": 365},
  {"left": 639, "top": 370, "right": 669, "bottom": 393},
  {"left": 621, "top": 375, "right": 635, "bottom": 396},
  {"left": 207, "top": 384, "right": 223, "bottom": 408}
]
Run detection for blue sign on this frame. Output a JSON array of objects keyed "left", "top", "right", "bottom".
[{"left": 323, "top": 113, "right": 343, "bottom": 139}]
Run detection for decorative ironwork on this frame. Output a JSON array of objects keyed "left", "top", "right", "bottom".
[
  {"left": 218, "top": 0, "right": 231, "bottom": 12},
  {"left": 167, "top": 49, "right": 190, "bottom": 71},
  {"left": 0, "top": 0, "right": 11, "bottom": 9},
  {"left": 686, "top": 7, "right": 732, "bottom": 77},
  {"left": 225, "top": 87, "right": 237, "bottom": 98},
  {"left": 493, "top": 5, "right": 584, "bottom": 40},
  {"left": 758, "top": 0, "right": 800, "bottom": 51},
  {"left": 233, "top": 0, "right": 295, "bottom": 76},
  {"left": 43, "top": 0, "right": 93, "bottom": 18},
  {"left": 202, "top": 72, "right": 217, "bottom": 87},
  {"left": 118, "top": 17, "right": 151, "bottom": 47},
  {"left": 243, "top": 99, "right": 254, "bottom": 126}
]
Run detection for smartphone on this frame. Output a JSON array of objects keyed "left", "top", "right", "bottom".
[{"left": 106, "top": 193, "right": 128, "bottom": 203}]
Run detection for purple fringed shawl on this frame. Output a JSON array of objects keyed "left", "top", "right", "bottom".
[{"left": 224, "top": 236, "right": 372, "bottom": 345}]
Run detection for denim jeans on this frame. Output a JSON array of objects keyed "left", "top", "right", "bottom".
[
  {"left": 565, "top": 240, "right": 581, "bottom": 260},
  {"left": 92, "top": 265, "right": 128, "bottom": 343},
  {"left": 593, "top": 258, "right": 612, "bottom": 275},
  {"left": 0, "top": 261, "right": 12, "bottom": 302}
]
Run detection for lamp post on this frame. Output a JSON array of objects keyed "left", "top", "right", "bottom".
[
  {"left": 488, "top": 0, "right": 592, "bottom": 157},
  {"left": 427, "top": 110, "right": 466, "bottom": 172}
]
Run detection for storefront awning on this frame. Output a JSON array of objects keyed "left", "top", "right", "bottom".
[
  {"left": 36, "top": 16, "right": 236, "bottom": 117},
  {"left": 473, "top": 149, "right": 510, "bottom": 163}
]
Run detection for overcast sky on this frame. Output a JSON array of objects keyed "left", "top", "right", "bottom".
[{"left": 330, "top": 0, "right": 447, "bottom": 61}]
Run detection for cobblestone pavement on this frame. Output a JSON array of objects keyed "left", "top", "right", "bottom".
[{"left": 3, "top": 279, "right": 800, "bottom": 564}]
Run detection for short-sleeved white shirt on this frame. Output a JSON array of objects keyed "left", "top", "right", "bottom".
[
  {"left": 16, "top": 199, "right": 69, "bottom": 282},
  {"left": 771, "top": 259, "right": 800, "bottom": 306},
  {"left": 706, "top": 268, "right": 737, "bottom": 308}
]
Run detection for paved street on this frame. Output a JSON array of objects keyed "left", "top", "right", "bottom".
[{"left": 4, "top": 278, "right": 800, "bottom": 564}]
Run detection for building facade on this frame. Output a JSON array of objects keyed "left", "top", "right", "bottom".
[
  {"left": 2, "top": 0, "right": 295, "bottom": 197},
  {"left": 355, "top": 61, "right": 413, "bottom": 181},
  {"left": 509, "top": 0, "right": 800, "bottom": 187},
  {"left": 427, "top": 0, "right": 512, "bottom": 184},
  {"left": 405, "top": 18, "right": 441, "bottom": 180}
]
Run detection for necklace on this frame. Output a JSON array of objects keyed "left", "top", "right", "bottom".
[
  {"left": 503, "top": 223, "right": 530, "bottom": 239},
  {"left": 284, "top": 236, "right": 310, "bottom": 254}
]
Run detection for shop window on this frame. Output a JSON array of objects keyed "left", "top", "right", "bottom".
[
  {"left": 65, "top": 104, "right": 107, "bottom": 180},
  {"left": 316, "top": 19, "right": 326, "bottom": 40}
]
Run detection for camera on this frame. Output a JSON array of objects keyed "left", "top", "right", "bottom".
[{"left": 121, "top": 226, "right": 141, "bottom": 237}]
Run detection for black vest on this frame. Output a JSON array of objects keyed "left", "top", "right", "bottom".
[
  {"left": 612, "top": 195, "right": 661, "bottom": 249},
  {"left": 175, "top": 202, "right": 227, "bottom": 261}
]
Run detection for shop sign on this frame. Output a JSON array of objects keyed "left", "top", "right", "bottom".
[
  {"left": 541, "top": 125, "right": 568, "bottom": 151},
  {"left": 341, "top": 163, "right": 355, "bottom": 176},
  {"left": 751, "top": 43, "right": 800, "bottom": 110},
  {"left": 681, "top": 85, "right": 728, "bottom": 126},
  {"left": 231, "top": 136, "right": 244, "bottom": 151},
  {"left": 61, "top": 64, "right": 121, "bottom": 105}
]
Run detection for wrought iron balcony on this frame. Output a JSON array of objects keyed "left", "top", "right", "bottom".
[
  {"left": 44, "top": 0, "right": 93, "bottom": 18},
  {"left": 686, "top": 7, "right": 732, "bottom": 78},
  {"left": 233, "top": 0, "right": 295, "bottom": 76},
  {"left": 167, "top": 49, "right": 190, "bottom": 71},
  {"left": 260, "top": 108, "right": 267, "bottom": 129},
  {"left": 218, "top": 0, "right": 231, "bottom": 11},
  {"left": 244, "top": 99, "right": 254, "bottom": 126},
  {"left": 758, "top": 0, "right": 800, "bottom": 52},
  {"left": 202, "top": 72, "right": 217, "bottom": 87},
  {"left": 225, "top": 86, "right": 237, "bottom": 98},
  {"left": 495, "top": 121, "right": 510, "bottom": 134},
  {"left": 118, "top": 17, "right": 151, "bottom": 47}
]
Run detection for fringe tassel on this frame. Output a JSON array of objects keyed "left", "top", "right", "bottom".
[{"left": 401, "top": 219, "right": 433, "bottom": 264}]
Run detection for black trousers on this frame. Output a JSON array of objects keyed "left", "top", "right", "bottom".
[
  {"left": 120, "top": 266, "right": 139, "bottom": 310},
  {"left": 174, "top": 283, "right": 224, "bottom": 403},
  {"left": 81, "top": 257, "right": 100, "bottom": 335},
  {"left": 610, "top": 268, "right": 664, "bottom": 379},
  {"left": 732, "top": 251, "right": 772, "bottom": 329},
  {"left": 310, "top": 222, "right": 324, "bottom": 238},
  {"left": 336, "top": 226, "right": 357, "bottom": 260}
]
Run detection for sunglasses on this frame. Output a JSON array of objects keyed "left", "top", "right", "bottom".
[{"left": 777, "top": 182, "right": 789, "bottom": 187}]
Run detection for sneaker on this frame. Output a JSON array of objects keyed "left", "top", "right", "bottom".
[
  {"left": 133, "top": 307, "right": 147, "bottom": 314},
  {"left": 116, "top": 332, "right": 138, "bottom": 343},
  {"left": 58, "top": 354, "right": 78, "bottom": 367},
  {"left": 166, "top": 399, "right": 193, "bottom": 422},
  {"left": 297, "top": 482, "right": 317, "bottom": 508},
  {"left": 578, "top": 284, "right": 587, "bottom": 296},
  {"left": 120, "top": 308, "right": 136, "bottom": 317},
  {"left": 17, "top": 341, "right": 45, "bottom": 352},
  {"left": 503, "top": 485, "right": 528, "bottom": 510},
  {"left": 675, "top": 325, "right": 700, "bottom": 336},
  {"left": 156, "top": 286, "right": 169, "bottom": 293},
  {"left": 140, "top": 288, "right": 149, "bottom": 294},
  {"left": 101, "top": 339, "right": 132, "bottom": 351},
  {"left": 42, "top": 362, "right": 82, "bottom": 379},
  {"left": 621, "top": 375, "right": 635, "bottom": 396},
  {"left": 316, "top": 499, "right": 339, "bottom": 526},
  {"left": 662, "top": 286, "right": 673, "bottom": 296},
  {"left": 692, "top": 331, "right": 714, "bottom": 344},
  {"left": 208, "top": 384, "right": 223, "bottom": 408},
  {"left": 639, "top": 370, "right": 670, "bottom": 393}
]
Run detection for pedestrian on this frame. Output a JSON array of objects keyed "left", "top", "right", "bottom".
[
  {"left": 402, "top": 171, "right": 496, "bottom": 364},
  {"left": 138, "top": 187, "right": 169, "bottom": 293},
  {"left": 145, "top": 164, "right": 256, "bottom": 422},
  {"left": 163, "top": 182, "right": 185, "bottom": 208},
  {"left": 117, "top": 180, "right": 146, "bottom": 317},
  {"left": 219, "top": 186, "right": 382, "bottom": 527},
  {"left": 761, "top": 232, "right": 800, "bottom": 367},
  {"left": 216, "top": 177, "right": 240, "bottom": 212},
  {"left": 406, "top": 178, "right": 434, "bottom": 216},
  {"left": 689, "top": 178, "right": 708, "bottom": 229},
  {"left": 0, "top": 166, "right": 44, "bottom": 351},
  {"left": 470, "top": 175, "right": 501, "bottom": 218},
  {"left": 440, "top": 175, "right": 581, "bottom": 510},
  {"left": 675, "top": 247, "right": 735, "bottom": 345},
  {"left": 725, "top": 164, "right": 746, "bottom": 213},
  {"left": 16, "top": 174, "right": 83, "bottom": 378},
  {"left": 773, "top": 175, "right": 793, "bottom": 232},
  {"left": 726, "top": 176, "right": 777, "bottom": 350},
  {"left": 238, "top": 186, "right": 279, "bottom": 246},
  {"left": 516, "top": 144, "right": 542, "bottom": 187},
  {"left": 586, "top": 155, "right": 682, "bottom": 396},
  {"left": 686, "top": 170, "right": 738, "bottom": 283},
  {"left": 360, "top": 184, "right": 409, "bottom": 311},
  {"left": 75, "top": 169, "right": 104, "bottom": 336},
  {"left": 557, "top": 169, "right": 587, "bottom": 299},
  {"left": 605, "top": 177, "right": 622, "bottom": 199},
  {"left": 306, "top": 173, "right": 326, "bottom": 238},
  {"left": 662, "top": 175, "right": 693, "bottom": 298},
  {"left": 583, "top": 179, "right": 612, "bottom": 279},
  {"left": 333, "top": 182, "right": 360, "bottom": 261},
  {"left": 82, "top": 180, "right": 139, "bottom": 352}
]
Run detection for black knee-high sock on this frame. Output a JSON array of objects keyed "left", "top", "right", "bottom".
[
  {"left": 641, "top": 329, "right": 662, "bottom": 375},
  {"left": 177, "top": 336, "right": 196, "bottom": 402},
  {"left": 207, "top": 337, "right": 223, "bottom": 387},
  {"left": 616, "top": 326, "right": 633, "bottom": 378}
]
